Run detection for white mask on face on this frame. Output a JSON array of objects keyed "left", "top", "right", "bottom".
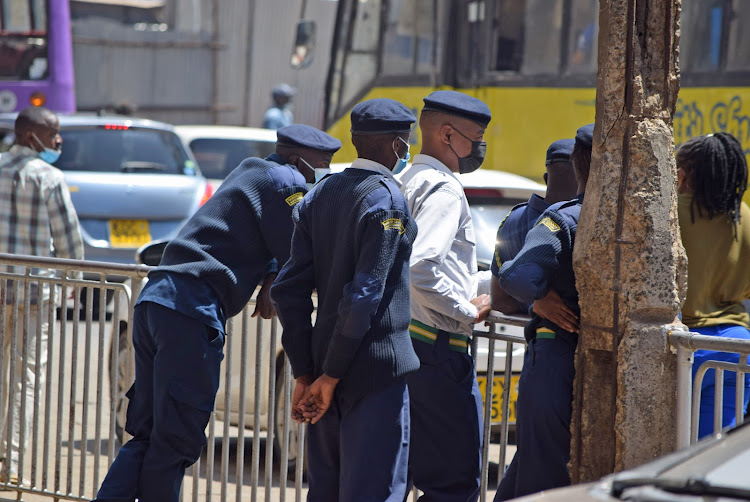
[{"left": 300, "top": 157, "right": 330, "bottom": 190}]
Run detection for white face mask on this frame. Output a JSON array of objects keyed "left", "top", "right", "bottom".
[{"left": 300, "top": 157, "right": 330, "bottom": 190}]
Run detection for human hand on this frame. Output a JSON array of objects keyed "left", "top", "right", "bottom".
[
  {"left": 471, "top": 294, "right": 492, "bottom": 323},
  {"left": 299, "top": 374, "right": 340, "bottom": 424},
  {"left": 291, "top": 375, "right": 312, "bottom": 423},
  {"left": 533, "top": 289, "right": 579, "bottom": 333},
  {"left": 252, "top": 273, "right": 277, "bottom": 319}
]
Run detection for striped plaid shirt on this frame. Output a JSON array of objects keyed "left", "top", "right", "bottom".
[{"left": 0, "top": 145, "right": 83, "bottom": 303}]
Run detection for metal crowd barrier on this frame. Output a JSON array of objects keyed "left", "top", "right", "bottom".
[
  {"left": 668, "top": 329, "right": 750, "bottom": 448},
  {"left": 473, "top": 312, "right": 528, "bottom": 502},
  {"left": 3, "top": 251, "right": 747, "bottom": 502}
]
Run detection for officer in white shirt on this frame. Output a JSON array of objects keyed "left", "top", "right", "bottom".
[{"left": 397, "top": 90, "right": 492, "bottom": 501}]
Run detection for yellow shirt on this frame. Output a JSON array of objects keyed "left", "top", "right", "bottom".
[{"left": 679, "top": 194, "right": 750, "bottom": 328}]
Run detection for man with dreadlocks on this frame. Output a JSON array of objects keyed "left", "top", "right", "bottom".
[{"left": 677, "top": 131, "right": 750, "bottom": 439}]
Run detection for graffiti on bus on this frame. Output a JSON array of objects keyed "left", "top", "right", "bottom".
[{"left": 675, "top": 95, "right": 750, "bottom": 158}]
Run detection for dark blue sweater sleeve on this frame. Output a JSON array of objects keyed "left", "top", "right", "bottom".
[
  {"left": 322, "top": 208, "right": 411, "bottom": 379},
  {"left": 259, "top": 181, "right": 308, "bottom": 268},
  {"left": 498, "top": 211, "right": 572, "bottom": 305},
  {"left": 270, "top": 203, "right": 315, "bottom": 378}
]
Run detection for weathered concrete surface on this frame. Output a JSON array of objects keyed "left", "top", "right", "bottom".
[{"left": 570, "top": 0, "right": 687, "bottom": 482}]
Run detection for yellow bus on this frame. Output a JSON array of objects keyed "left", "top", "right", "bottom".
[{"left": 322, "top": 0, "right": 750, "bottom": 188}]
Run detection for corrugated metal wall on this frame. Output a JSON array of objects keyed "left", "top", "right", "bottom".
[{"left": 71, "top": 0, "right": 338, "bottom": 128}]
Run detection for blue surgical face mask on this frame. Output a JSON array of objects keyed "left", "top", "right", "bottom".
[
  {"left": 32, "top": 132, "right": 61, "bottom": 164},
  {"left": 393, "top": 137, "right": 410, "bottom": 174}
]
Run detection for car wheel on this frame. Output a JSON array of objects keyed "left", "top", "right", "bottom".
[
  {"left": 109, "top": 321, "right": 132, "bottom": 445},
  {"left": 273, "top": 353, "right": 305, "bottom": 478}
]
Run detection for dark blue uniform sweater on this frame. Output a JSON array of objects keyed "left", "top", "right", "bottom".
[
  {"left": 498, "top": 195, "right": 583, "bottom": 341},
  {"left": 271, "top": 168, "right": 420, "bottom": 404},
  {"left": 142, "top": 154, "right": 307, "bottom": 324}
]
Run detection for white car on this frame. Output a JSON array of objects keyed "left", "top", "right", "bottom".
[{"left": 174, "top": 125, "right": 277, "bottom": 192}]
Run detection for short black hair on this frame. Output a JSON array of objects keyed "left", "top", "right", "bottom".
[
  {"left": 676, "top": 132, "right": 748, "bottom": 235},
  {"left": 15, "top": 106, "right": 55, "bottom": 135}
]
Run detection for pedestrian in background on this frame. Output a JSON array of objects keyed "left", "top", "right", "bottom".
[
  {"left": 397, "top": 90, "right": 492, "bottom": 501},
  {"left": 491, "top": 137, "right": 579, "bottom": 330},
  {"left": 93, "top": 124, "right": 340, "bottom": 502},
  {"left": 0, "top": 106, "right": 83, "bottom": 484},
  {"left": 676, "top": 132, "right": 750, "bottom": 439},
  {"left": 263, "top": 83, "right": 295, "bottom": 130},
  {"left": 494, "top": 123, "right": 593, "bottom": 500},
  {"left": 271, "top": 98, "right": 420, "bottom": 501}
]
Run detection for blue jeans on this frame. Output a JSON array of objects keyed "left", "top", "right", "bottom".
[
  {"left": 94, "top": 302, "right": 225, "bottom": 502},
  {"left": 692, "top": 324, "right": 750, "bottom": 439}
]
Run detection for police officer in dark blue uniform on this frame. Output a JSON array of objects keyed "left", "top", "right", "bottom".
[
  {"left": 494, "top": 124, "right": 594, "bottom": 501},
  {"left": 271, "top": 99, "right": 420, "bottom": 502},
  {"left": 93, "top": 124, "right": 341, "bottom": 502},
  {"left": 490, "top": 138, "right": 578, "bottom": 316}
]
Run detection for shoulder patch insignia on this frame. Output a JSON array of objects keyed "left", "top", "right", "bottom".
[
  {"left": 537, "top": 216, "right": 560, "bottom": 232},
  {"left": 381, "top": 218, "right": 405, "bottom": 234},
  {"left": 285, "top": 192, "right": 304, "bottom": 206}
]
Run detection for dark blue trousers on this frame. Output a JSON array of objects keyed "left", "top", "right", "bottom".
[
  {"left": 94, "top": 302, "right": 225, "bottom": 502},
  {"left": 306, "top": 378, "right": 410, "bottom": 502},
  {"left": 692, "top": 324, "right": 750, "bottom": 439},
  {"left": 495, "top": 336, "right": 575, "bottom": 501},
  {"left": 406, "top": 334, "right": 483, "bottom": 502}
]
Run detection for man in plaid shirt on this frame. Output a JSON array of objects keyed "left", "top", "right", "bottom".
[{"left": 0, "top": 106, "right": 83, "bottom": 484}]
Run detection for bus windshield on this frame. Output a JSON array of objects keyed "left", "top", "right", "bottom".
[{"left": 0, "top": 0, "right": 48, "bottom": 81}]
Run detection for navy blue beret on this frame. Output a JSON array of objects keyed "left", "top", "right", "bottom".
[
  {"left": 546, "top": 138, "right": 575, "bottom": 165},
  {"left": 422, "top": 90, "right": 492, "bottom": 128},
  {"left": 276, "top": 124, "right": 342, "bottom": 153},
  {"left": 272, "top": 83, "right": 295, "bottom": 98},
  {"left": 350, "top": 98, "right": 416, "bottom": 135},
  {"left": 575, "top": 123, "right": 595, "bottom": 150}
]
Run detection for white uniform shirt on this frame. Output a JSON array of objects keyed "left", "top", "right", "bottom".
[{"left": 398, "top": 154, "right": 490, "bottom": 336}]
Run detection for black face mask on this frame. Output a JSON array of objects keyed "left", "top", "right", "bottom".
[{"left": 449, "top": 126, "right": 487, "bottom": 174}]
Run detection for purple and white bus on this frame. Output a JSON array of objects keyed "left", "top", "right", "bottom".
[{"left": 0, "top": 0, "right": 75, "bottom": 113}]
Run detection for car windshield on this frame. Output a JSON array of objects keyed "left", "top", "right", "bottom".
[
  {"left": 55, "top": 127, "right": 192, "bottom": 175},
  {"left": 469, "top": 201, "right": 524, "bottom": 270},
  {"left": 188, "top": 138, "right": 277, "bottom": 179}
]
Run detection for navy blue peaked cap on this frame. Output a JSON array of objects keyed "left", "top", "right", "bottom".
[
  {"left": 350, "top": 98, "right": 416, "bottom": 134},
  {"left": 575, "top": 123, "right": 595, "bottom": 150},
  {"left": 422, "top": 90, "right": 492, "bottom": 128},
  {"left": 546, "top": 138, "right": 575, "bottom": 165},
  {"left": 276, "top": 124, "right": 342, "bottom": 153}
]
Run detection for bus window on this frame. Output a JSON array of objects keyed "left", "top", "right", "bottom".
[
  {"left": 0, "top": 0, "right": 49, "bottom": 81},
  {"left": 492, "top": 1, "right": 525, "bottom": 72},
  {"left": 490, "top": 0, "right": 563, "bottom": 75},
  {"left": 519, "top": 0, "right": 563, "bottom": 75},
  {"left": 681, "top": 0, "right": 724, "bottom": 73},
  {"left": 567, "top": 0, "right": 597, "bottom": 75},
  {"left": 382, "top": 0, "right": 437, "bottom": 76},
  {"left": 336, "top": 0, "right": 381, "bottom": 114},
  {"left": 725, "top": 0, "right": 750, "bottom": 71}
]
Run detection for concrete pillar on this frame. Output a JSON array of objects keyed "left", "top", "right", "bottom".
[{"left": 570, "top": 0, "right": 687, "bottom": 482}]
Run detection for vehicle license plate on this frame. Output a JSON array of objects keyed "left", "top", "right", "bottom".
[
  {"left": 109, "top": 219, "right": 152, "bottom": 248},
  {"left": 476, "top": 374, "right": 520, "bottom": 424}
]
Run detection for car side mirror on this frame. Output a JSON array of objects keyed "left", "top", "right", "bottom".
[
  {"left": 136, "top": 239, "right": 169, "bottom": 266},
  {"left": 290, "top": 20, "right": 316, "bottom": 69}
]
